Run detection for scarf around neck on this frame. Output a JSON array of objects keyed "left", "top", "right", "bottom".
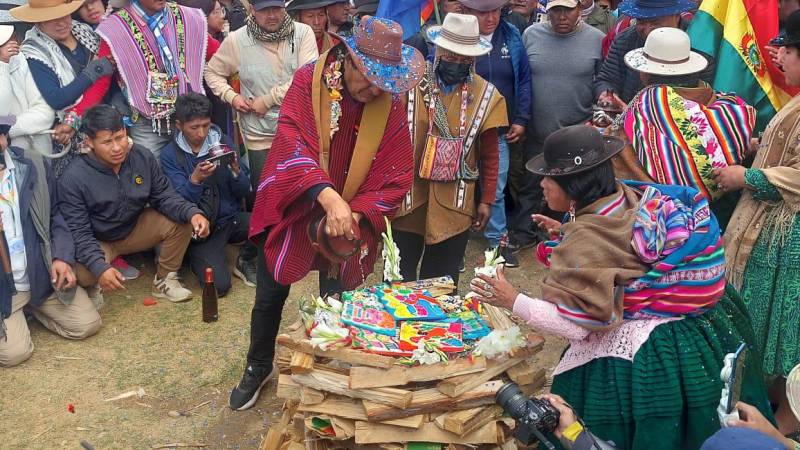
[
  {"left": 247, "top": 12, "right": 294, "bottom": 44},
  {"left": 130, "top": 0, "right": 177, "bottom": 77},
  {"left": 21, "top": 21, "right": 100, "bottom": 112}
]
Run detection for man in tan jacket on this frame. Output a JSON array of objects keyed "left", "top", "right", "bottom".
[{"left": 204, "top": 0, "right": 317, "bottom": 192}]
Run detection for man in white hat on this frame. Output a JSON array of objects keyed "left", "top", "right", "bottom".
[
  {"left": 392, "top": 13, "right": 507, "bottom": 285},
  {"left": 608, "top": 27, "right": 756, "bottom": 229}
]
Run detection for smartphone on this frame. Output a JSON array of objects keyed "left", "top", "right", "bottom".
[
  {"left": 206, "top": 151, "right": 234, "bottom": 167},
  {"left": 725, "top": 343, "right": 747, "bottom": 414}
]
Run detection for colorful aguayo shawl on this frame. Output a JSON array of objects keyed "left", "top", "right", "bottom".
[
  {"left": 624, "top": 85, "right": 755, "bottom": 200},
  {"left": 96, "top": 3, "right": 207, "bottom": 120},
  {"left": 538, "top": 181, "right": 725, "bottom": 325}
]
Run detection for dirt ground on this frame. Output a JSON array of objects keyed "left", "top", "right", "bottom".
[{"left": 3, "top": 238, "right": 566, "bottom": 450}]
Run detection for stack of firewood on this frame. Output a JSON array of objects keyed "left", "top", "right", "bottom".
[{"left": 260, "top": 302, "right": 547, "bottom": 450}]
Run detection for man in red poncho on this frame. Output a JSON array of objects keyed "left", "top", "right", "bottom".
[{"left": 228, "top": 16, "right": 424, "bottom": 411}]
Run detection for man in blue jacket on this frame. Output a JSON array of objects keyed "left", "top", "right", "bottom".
[
  {"left": 161, "top": 93, "right": 257, "bottom": 296},
  {"left": 59, "top": 105, "right": 211, "bottom": 303},
  {"left": 461, "top": 0, "right": 532, "bottom": 268},
  {"left": 0, "top": 115, "right": 101, "bottom": 367}
]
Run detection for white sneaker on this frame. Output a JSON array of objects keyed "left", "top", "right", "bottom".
[{"left": 152, "top": 272, "right": 193, "bottom": 302}]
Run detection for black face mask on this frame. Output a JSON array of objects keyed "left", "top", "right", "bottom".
[{"left": 437, "top": 60, "right": 472, "bottom": 85}]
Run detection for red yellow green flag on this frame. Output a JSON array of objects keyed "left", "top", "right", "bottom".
[{"left": 688, "top": 0, "right": 798, "bottom": 131}]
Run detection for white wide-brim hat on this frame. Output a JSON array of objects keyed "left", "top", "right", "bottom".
[
  {"left": 788, "top": 364, "right": 800, "bottom": 422},
  {"left": 427, "top": 13, "right": 492, "bottom": 57},
  {"left": 0, "top": 24, "right": 13, "bottom": 45},
  {"left": 624, "top": 27, "right": 707, "bottom": 76}
]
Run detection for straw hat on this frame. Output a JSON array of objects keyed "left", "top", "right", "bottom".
[
  {"left": 624, "top": 27, "right": 708, "bottom": 76},
  {"left": 427, "top": 13, "right": 492, "bottom": 58},
  {"left": 11, "top": 0, "right": 85, "bottom": 23}
]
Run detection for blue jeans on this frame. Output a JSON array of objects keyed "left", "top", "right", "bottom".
[{"left": 484, "top": 136, "right": 509, "bottom": 247}]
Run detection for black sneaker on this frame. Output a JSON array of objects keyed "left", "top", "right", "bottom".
[
  {"left": 507, "top": 234, "right": 538, "bottom": 253},
  {"left": 233, "top": 255, "right": 257, "bottom": 287},
  {"left": 500, "top": 246, "right": 519, "bottom": 268},
  {"left": 229, "top": 364, "right": 275, "bottom": 411}
]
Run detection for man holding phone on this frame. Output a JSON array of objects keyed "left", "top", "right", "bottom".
[{"left": 161, "top": 93, "right": 258, "bottom": 295}]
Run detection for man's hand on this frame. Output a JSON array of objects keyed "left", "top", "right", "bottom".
[
  {"left": 598, "top": 90, "right": 625, "bottom": 110},
  {"left": 229, "top": 153, "right": 241, "bottom": 177},
  {"left": 53, "top": 123, "right": 76, "bottom": 145},
  {"left": 472, "top": 203, "right": 491, "bottom": 231},
  {"left": 541, "top": 394, "right": 578, "bottom": 439},
  {"left": 711, "top": 165, "right": 747, "bottom": 192},
  {"left": 98, "top": 267, "right": 126, "bottom": 292},
  {"left": 727, "top": 402, "right": 794, "bottom": 448},
  {"left": 317, "top": 187, "right": 355, "bottom": 239},
  {"left": 190, "top": 160, "right": 217, "bottom": 184},
  {"left": 191, "top": 214, "right": 211, "bottom": 238},
  {"left": 0, "top": 39, "right": 19, "bottom": 63},
  {"left": 506, "top": 124, "right": 525, "bottom": 144},
  {"left": 51, "top": 259, "right": 76, "bottom": 290},
  {"left": 231, "top": 95, "right": 253, "bottom": 114},
  {"left": 250, "top": 96, "right": 269, "bottom": 117}
]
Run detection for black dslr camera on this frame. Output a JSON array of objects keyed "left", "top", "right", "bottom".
[{"left": 496, "top": 382, "right": 561, "bottom": 449}]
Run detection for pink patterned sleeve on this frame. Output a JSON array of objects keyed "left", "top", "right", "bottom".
[{"left": 512, "top": 294, "right": 590, "bottom": 341}]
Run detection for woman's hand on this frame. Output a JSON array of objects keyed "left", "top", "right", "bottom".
[
  {"left": 712, "top": 165, "right": 746, "bottom": 192},
  {"left": 52, "top": 123, "right": 76, "bottom": 145},
  {"left": 468, "top": 265, "right": 519, "bottom": 310},
  {"left": 532, "top": 214, "right": 561, "bottom": 235}
]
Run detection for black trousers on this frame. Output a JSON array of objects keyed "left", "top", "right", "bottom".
[
  {"left": 246, "top": 236, "right": 342, "bottom": 367},
  {"left": 394, "top": 230, "right": 469, "bottom": 285},
  {"left": 508, "top": 139, "right": 547, "bottom": 244},
  {"left": 188, "top": 212, "right": 257, "bottom": 296}
]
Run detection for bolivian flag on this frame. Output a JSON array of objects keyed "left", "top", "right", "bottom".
[{"left": 688, "top": 0, "right": 798, "bottom": 131}]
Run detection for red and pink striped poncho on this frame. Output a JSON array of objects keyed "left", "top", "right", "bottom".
[{"left": 249, "top": 62, "right": 414, "bottom": 289}]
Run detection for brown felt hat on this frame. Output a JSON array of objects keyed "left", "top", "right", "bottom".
[{"left": 11, "top": 0, "right": 84, "bottom": 23}]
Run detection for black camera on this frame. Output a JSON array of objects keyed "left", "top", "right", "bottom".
[{"left": 496, "top": 382, "right": 561, "bottom": 449}]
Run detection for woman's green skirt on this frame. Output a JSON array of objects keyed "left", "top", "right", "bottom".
[{"left": 550, "top": 285, "right": 773, "bottom": 450}]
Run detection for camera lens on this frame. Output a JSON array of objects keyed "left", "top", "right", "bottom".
[{"left": 496, "top": 383, "right": 529, "bottom": 420}]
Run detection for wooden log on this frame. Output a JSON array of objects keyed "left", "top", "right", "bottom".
[
  {"left": 277, "top": 374, "right": 302, "bottom": 401},
  {"left": 349, "top": 357, "right": 487, "bottom": 389},
  {"left": 260, "top": 401, "right": 297, "bottom": 450},
  {"left": 298, "top": 398, "right": 424, "bottom": 428},
  {"left": 505, "top": 361, "right": 540, "bottom": 386},
  {"left": 362, "top": 380, "right": 503, "bottom": 422},
  {"left": 435, "top": 406, "right": 503, "bottom": 436},
  {"left": 292, "top": 369, "right": 413, "bottom": 409},
  {"left": 508, "top": 333, "right": 545, "bottom": 359},
  {"left": 276, "top": 347, "right": 293, "bottom": 371},
  {"left": 437, "top": 358, "right": 524, "bottom": 398},
  {"left": 483, "top": 304, "right": 516, "bottom": 330},
  {"left": 300, "top": 387, "right": 325, "bottom": 405},
  {"left": 290, "top": 352, "right": 315, "bottom": 374},
  {"left": 354, "top": 421, "right": 501, "bottom": 445},
  {"left": 277, "top": 334, "right": 395, "bottom": 369},
  {"left": 519, "top": 369, "right": 548, "bottom": 397}
]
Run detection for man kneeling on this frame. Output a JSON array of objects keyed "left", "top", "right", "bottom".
[
  {"left": 59, "top": 106, "right": 210, "bottom": 303},
  {"left": 0, "top": 115, "right": 101, "bottom": 367},
  {"left": 160, "top": 93, "right": 258, "bottom": 295}
]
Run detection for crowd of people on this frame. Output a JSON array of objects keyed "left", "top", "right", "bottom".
[{"left": 1, "top": 0, "right": 800, "bottom": 448}]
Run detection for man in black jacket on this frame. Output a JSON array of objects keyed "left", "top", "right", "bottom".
[
  {"left": 0, "top": 115, "right": 101, "bottom": 367},
  {"left": 594, "top": 0, "right": 713, "bottom": 106},
  {"left": 59, "top": 106, "right": 210, "bottom": 303}
]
